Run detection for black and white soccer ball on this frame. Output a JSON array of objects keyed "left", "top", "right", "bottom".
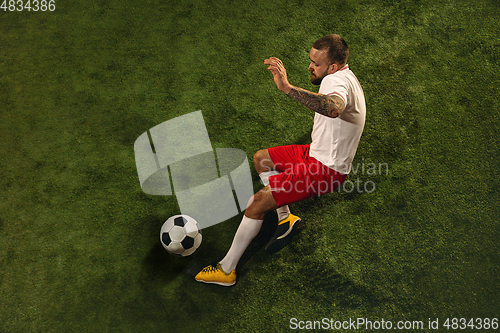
[{"left": 160, "top": 215, "right": 202, "bottom": 256}]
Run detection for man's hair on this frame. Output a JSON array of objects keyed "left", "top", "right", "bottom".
[{"left": 312, "top": 34, "right": 349, "bottom": 66}]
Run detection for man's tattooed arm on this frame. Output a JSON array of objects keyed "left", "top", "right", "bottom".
[{"left": 287, "top": 86, "right": 345, "bottom": 118}]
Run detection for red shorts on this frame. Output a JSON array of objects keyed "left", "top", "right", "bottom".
[{"left": 267, "top": 144, "right": 347, "bottom": 207}]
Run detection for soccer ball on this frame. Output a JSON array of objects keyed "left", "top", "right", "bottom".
[{"left": 160, "top": 215, "right": 202, "bottom": 256}]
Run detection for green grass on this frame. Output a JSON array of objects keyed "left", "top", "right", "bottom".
[{"left": 1, "top": 0, "right": 499, "bottom": 332}]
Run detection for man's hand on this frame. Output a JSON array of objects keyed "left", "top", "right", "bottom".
[
  {"left": 264, "top": 57, "right": 292, "bottom": 94},
  {"left": 264, "top": 57, "right": 344, "bottom": 118}
]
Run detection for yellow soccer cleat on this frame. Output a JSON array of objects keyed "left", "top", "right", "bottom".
[
  {"left": 194, "top": 262, "right": 236, "bottom": 286},
  {"left": 265, "top": 213, "right": 304, "bottom": 254}
]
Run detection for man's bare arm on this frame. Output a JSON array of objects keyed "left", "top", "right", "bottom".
[
  {"left": 263, "top": 57, "right": 345, "bottom": 118},
  {"left": 287, "top": 87, "right": 345, "bottom": 118}
]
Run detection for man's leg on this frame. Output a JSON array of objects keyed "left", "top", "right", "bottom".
[
  {"left": 253, "top": 148, "right": 305, "bottom": 254},
  {"left": 217, "top": 186, "right": 276, "bottom": 270},
  {"left": 193, "top": 148, "right": 302, "bottom": 286},
  {"left": 253, "top": 149, "right": 291, "bottom": 220},
  {"left": 194, "top": 186, "right": 277, "bottom": 286}
]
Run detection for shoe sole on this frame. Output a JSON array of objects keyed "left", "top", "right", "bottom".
[
  {"left": 194, "top": 279, "right": 236, "bottom": 287},
  {"left": 265, "top": 219, "right": 304, "bottom": 254}
]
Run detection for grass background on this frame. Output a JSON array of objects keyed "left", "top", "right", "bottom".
[{"left": 1, "top": 0, "right": 499, "bottom": 332}]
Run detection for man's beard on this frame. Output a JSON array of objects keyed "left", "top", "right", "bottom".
[
  {"left": 310, "top": 75, "right": 323, "bottom": 85},
  {"left": 310, "top": 70, "right": 328, "bottom": 85}
]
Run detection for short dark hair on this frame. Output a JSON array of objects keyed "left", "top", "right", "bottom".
[{"left": 312, "top": 34, "right": 349, "bottom": 66}]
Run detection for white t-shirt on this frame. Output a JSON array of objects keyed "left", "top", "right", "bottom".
[{"left": 309, "top": 65, "right": 366, "bottom": 175}]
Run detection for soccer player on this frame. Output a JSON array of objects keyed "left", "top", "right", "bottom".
[{"left": 193, "top": 34, "right": 366, "bottom": 286}]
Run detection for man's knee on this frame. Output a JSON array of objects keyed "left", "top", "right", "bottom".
[
  {"left": 253, "top": 149, "right": 273, "bottom": 173},
  {"left": 253, "top": 149, "right": 266, "bottom": 167},
  {"left": 245, "top": 186, "right": 277, "bottom": 219}
]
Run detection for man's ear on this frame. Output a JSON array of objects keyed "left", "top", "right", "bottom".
[{"left": 327, "top": 63, "right": 338, "bottom": 75}]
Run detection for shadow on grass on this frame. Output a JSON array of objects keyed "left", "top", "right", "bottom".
[
  {"left": 292, "top": 263, "right": 390, "bottom": 309},
  {"left": 139, "top": 243, "right": 184, "bottom": 291},
  {"left": 233, "top": 205, "right": 389, "bottom": 310}
]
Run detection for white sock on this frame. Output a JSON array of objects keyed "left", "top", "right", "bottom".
[
  {"left": 259, "top": 171, "right": 290, "bottom": 221},
  {"left": 219, "top": 216, "right": 263, "bottom": 273},
  {"left": 276, "top": 205, "right": 290, "bottom": 221}
]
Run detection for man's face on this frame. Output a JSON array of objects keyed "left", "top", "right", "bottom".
[{"left": 308, "top": 47, "right": 334, "bottom": 85}]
